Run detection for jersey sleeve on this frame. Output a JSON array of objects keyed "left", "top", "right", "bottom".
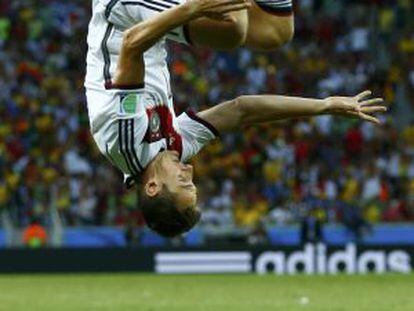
[
  {"left": 254, "top": 0, "right": 293, "bottom": 14},
  {"left": 176, "top": 111, "right": 220, "bottom": 162}
]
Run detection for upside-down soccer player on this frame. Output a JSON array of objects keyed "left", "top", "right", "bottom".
[{"left": 85, "top": 0, "right": 387, "bottom": 237}]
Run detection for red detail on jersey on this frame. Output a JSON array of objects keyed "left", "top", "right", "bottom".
[{"left": 144, "top": 106, "right": 183, "bottom": 157}]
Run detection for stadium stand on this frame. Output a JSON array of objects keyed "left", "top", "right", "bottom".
[{"left": 1, "top": 0, "right": 414, "bottom": 244}]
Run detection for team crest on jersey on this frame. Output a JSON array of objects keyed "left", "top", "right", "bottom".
[
  {"left": 120, "top": 93, "right": 138, "bottom": 115},
  {"left": 149, "top": 112, "right": 161, "bottom": 133}
]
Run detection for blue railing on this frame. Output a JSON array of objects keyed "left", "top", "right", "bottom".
[{"left": 1, "top": 223, "right": 414, "bottom": 248}]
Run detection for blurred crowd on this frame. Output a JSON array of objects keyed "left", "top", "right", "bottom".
[{"left": 1, "top": 0, "right": 414, "bottom": 233}]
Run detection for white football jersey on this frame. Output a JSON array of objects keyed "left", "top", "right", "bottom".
[
  {"left": 85, "top": 0, "right": 187, "bottom": 133},
  {"left": 84, "top": 0, "right": 218, "bottom": 185}
]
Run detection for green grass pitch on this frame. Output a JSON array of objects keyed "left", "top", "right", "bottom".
[{"left": 0, "top": 273, "right": 413, "bottom": 310}]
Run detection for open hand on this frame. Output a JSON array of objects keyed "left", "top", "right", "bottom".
[{"left": 324, "top": 90, "right": 387, "bottom": 124}]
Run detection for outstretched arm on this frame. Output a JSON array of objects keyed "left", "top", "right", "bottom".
[
  {"left": 197, "top": 91, "right": 387, "bottom": 133},
  {"left": 113, "top": 0, "right": 250, "bottom": 87}
]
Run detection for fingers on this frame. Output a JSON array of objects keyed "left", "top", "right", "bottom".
[
  {"left": 331, "top": 90, "right": 387, "bottom": 125},
  {"left": 359, "top": 106, "right": 387, "bottom": 114},
  {"left": 358, "top": 113, "right": 381, "bottom": 125},
  {"left": 359, "top": 97, "right": 384, "bottom": 107},
  {"left": 355, "top": 90, "right": 372, "bottom": 101},
  {"left": 345, "top": 110, "right": 382, "bottom": 125}
]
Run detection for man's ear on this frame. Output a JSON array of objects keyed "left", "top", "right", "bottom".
[{"left": 145, "top": 179, "right": 161, "bottom": 197}]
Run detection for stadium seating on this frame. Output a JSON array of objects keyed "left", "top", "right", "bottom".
[{"left": 1, "top": 0, "right": 414, "bottom": 244}]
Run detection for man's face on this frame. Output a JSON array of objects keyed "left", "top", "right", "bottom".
[{"left": 157, "top": 150, "right": 198, "bottom": 209}]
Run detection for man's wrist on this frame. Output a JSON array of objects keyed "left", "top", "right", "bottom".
[
  {"left": 181, "top": 0, "right": 201, "bottom": 20},
  {"left": 318, "top": 98, "right": 331, "bottom": 115}
]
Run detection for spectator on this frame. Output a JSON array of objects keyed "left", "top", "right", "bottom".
[
  {"left": 300, "top": 208, "right": 323, "bottom": 245},
  {"left": 22, "top": 218, "right": 48, "bottom": 248},
  {"left": 1, "top": 0, "right": 413, "bottom": 240}
]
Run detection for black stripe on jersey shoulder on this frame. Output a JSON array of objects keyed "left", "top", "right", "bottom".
[
  {"left": 124, "top": 120, "right": 140, "bottom": 175},
  {"left": 121, "top": 1, "right": 162, "bottom": 12},
  {"left": 130, "top": 119, "right": 144, "bottom": 171},
  {"left": 122, "top": 0, "right": 179, "bottom": 5},
  {"left": 118, "top": 120, "right": 135, "bottom": 175},
  {"left": 105, "top": 0, "right": 121, "bottom": 18},
  {"left": 159, "top": 0, "right": 180, "bottom": 5},
  {"left": 146, "top": 0, "right": 173, "bottom": 9},
  {"left": 101, "top": 23, "right": 114, "bottom": 87},
  {"left": 122, "top": 0, "right": 172, "bottom": 9},
  {"left": 121, "top": 1, "right": 173, "bottom": 12}
]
